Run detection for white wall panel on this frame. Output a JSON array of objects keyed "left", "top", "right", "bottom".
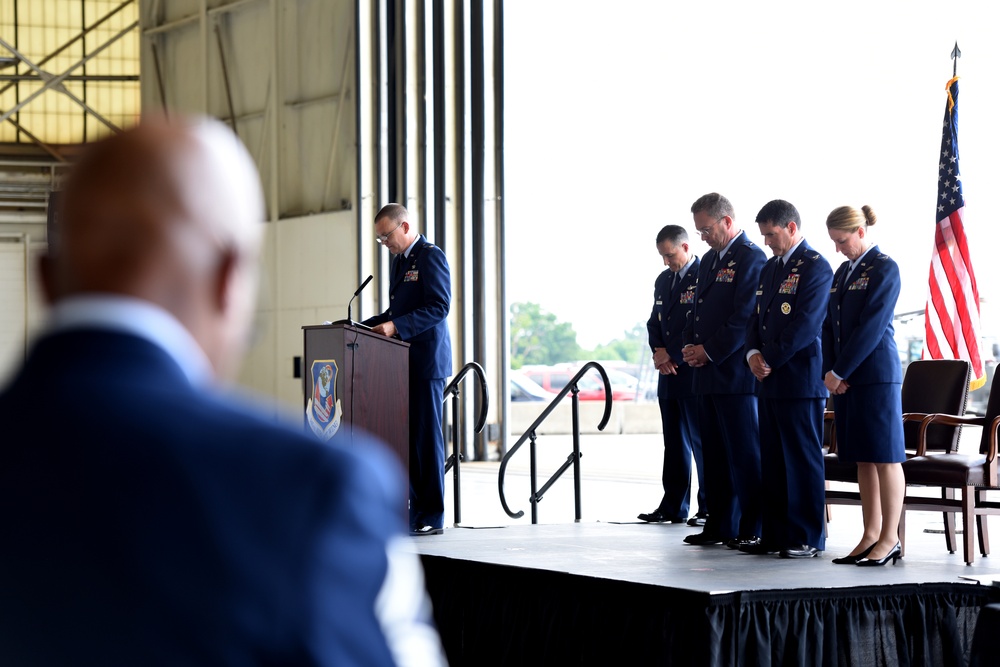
[
  {"left": 156, "top": 24, "right": 207, "bottom": 113},
  {"left": 278, "top": 0, "right": 355, "bottom": 216},
  {"left": 0, "top": 237, "right": 45, "bottom": 387},
  {"left": 0, "top": 239, "right": 27, "bottom": 386}
]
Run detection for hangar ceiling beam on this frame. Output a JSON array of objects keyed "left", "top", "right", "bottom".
[{"left": 0, "top": 24, "right": 137, "bottom": 131}]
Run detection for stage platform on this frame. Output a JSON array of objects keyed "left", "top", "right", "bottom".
[{"left": 405, "top": 435, "right": 1000, "bottom": 666}]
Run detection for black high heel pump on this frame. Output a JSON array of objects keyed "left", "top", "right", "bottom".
[
  {"left": 856, "top": 542, "right": 902, "bottom": 567},
  {"left": 831, "top": 543, "right": 875, "bottom": 565}
]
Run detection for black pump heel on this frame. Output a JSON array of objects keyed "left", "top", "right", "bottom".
[
  {"left": 831, "top": 543, "right": 875, "bottom": 565},
  {"left": 856, "top": 542, "right": 901, "bottom": 567}
]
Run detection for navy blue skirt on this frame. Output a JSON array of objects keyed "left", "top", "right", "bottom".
[{"left": 832, "top": 383, "right": 905, "bottom": 464}]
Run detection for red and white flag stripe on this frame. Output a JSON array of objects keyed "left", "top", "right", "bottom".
[{"left": 924, "top": 207, "right": 985, "bottom": 390}]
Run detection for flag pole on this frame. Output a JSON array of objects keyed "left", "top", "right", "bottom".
[{"left": 924, "top": 41, "right": 986, "bottom": 392}]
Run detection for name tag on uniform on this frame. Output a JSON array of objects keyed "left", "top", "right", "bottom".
[
  {"left": 779, "top": 274, "right": 800, "bottom": 294},
  {"left": 715, "top": 268, "right": 735, "bottom": 283},
  {"left": 680, "top": 289, "right": 695, "bottom": 304},
  {"left": 404, "top": 270, "right": 419, "bottom": 282}
]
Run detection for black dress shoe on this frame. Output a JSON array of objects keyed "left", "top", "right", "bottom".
[
  {"left": 857, "top": 542, "right": 902, "bottom": 566},
  {"left": 727, "top": 535, "right": 761, "bottom": 550},
  {"left": 637, "top": 509, "right": 686, "bottom": 523},
  {"left": 780, "top": 544, "right": 822, "bottom": 559},
  {"left": 684, "top": 531, "right": 726, "bottom": 545},
  {"left": 687, "top": 513, "right": 708, "bottom": 527},
  {"left": 740, "top": 541, "right": 780, "bottom": 555},
  {"left": 831, "top": 544, "right": 875, "bottom": 565},
  {"left": 410, "top": 524, "right": 444, "bottom": 536}
]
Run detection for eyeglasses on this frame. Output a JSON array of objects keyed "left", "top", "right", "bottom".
[
  {"left": 375, "top": 220, "right": 404, "bottom": 246},
  {"left": 696, "top": 217, "right": 725, "bottom": 237}
]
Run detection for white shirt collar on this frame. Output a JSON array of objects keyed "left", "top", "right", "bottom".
[
  {"left": 46, "top": 295, "right": 215, "bottom": 387},
  {"left": 676, "top": 255, "right": 696, "bottom": 280},
  {"left": 717, "top": 231, "right": 742, "bottom": 260},
  {"left": 401, "top": 234, "right": 419, "bottom": 259},
  {"left": 849, "top": 245, "right": 876, "bottom": 274},
  {"left": 782, "top": 238, "right": 805, "bottom": 265}
]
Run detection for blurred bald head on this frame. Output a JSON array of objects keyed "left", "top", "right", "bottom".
[{"left": 44, "top": 115, "right": 265, "bottom": 379}]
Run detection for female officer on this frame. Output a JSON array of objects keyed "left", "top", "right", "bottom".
[{"left": 822, "top": 205, "right": 905, "bottom": 566}]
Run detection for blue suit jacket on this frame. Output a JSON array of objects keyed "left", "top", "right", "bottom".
[
  {"left": 365, "top": 235, "right": 452, "bottom": 380},
  {"left": 685, "top": 231, "right": 766, "bottom": 395},
  {"left": 822, "top": 246, "right": 902, "bottom": 385},
  {"left": 647, "top": 258, "right": 699, "bottom": 399},
  {"left": 0, "top": 330, "right": 411, "bottom": 666},
  {"left": 746, "top": 241, "right": 833, "bottom": 399}
]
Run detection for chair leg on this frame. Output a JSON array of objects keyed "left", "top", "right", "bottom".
[
  {"left": 976, "top": 489, "right": 990, "bottom": 556},
  {"left": 824, "top": 480, "right": 832, "bottom": 532},
  {"left": 898, "top": 505, "right": 906, "bottom": 557},
  {"left": 962, "top": 487, "right": 975, "bottom": 565},
  {"left": 944, "top": 487, "right": 957, "bottom": 554}
]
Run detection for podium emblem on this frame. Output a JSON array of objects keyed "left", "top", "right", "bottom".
[{"left": 306, "top": 360, "right": 343, "bottom": 441}]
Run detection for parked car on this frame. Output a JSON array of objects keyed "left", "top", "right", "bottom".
[
  {"left": 603, "top": 368, "right": 642, "bottom": 401},
  {"left": 520, "top": 364, "right": 635, "bottom": 401},
  {"left": 510, "top": 372, "right": 557, "bottom": 402}
]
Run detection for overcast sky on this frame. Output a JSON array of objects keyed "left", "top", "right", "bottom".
[{"left": 504, "top": 0, "right": 1000, "bottom": 350}]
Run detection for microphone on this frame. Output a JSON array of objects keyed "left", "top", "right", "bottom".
[
  {"left": 327, "top": 276, "right": 375, "bottom": 327},
  {"left": 346, "top": 274, "right": 374, "bottom": 324}
]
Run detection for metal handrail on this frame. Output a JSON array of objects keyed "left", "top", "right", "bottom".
[
  {"left": 442, "top": 361, "right": 489, "bottom": 525},
  {"left": 498, "top": 361, "right": 612, "bottom": 523}
]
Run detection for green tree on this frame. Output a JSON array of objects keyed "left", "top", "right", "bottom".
[
  {"left": 509, "top": 302, "right": 581, "bottom": 369},
  {"left": 588, "top": 323, "right": 647, "bottom": 364}
]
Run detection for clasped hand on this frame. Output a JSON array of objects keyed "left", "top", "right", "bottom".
[
  {"left": 824, "top": 371, "right": 849, "bottom": 395},
  {"left": 681, "top": 344, "right": 709, "bottom": 368},
  {"left": 652, "top": 348, "right": 677, "bottom": 375},
  {"left": 749, "top": 353, "right": 771, "bottom": 381}
]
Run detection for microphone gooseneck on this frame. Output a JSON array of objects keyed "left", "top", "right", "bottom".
[{"left": 346, "top": 274, "right": 374, "bottom": 323}]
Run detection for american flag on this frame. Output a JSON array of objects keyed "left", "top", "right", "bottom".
[{"left": 924, "top": 75, "right": 986, "bottom": 390}]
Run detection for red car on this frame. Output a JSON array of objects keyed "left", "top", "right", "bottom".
[{"left": 519, "top": 365, "right": 635, "bottom": 401}]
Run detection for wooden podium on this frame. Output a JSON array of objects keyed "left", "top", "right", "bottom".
[{"left": 302, "top": 324, "right": 410, "bottom": 471}]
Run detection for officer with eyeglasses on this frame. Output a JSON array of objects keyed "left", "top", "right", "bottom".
[
  {"left": 682, "top": 192, "right": 766, "bottom": 550},
  {"left": 364, "top": 204, "right": 453, "bottom": 536}
]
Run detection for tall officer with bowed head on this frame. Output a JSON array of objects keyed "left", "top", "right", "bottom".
[
  {"left": 0, "top": 116, "right": 447, "bottom": 666},
  {"left": 638, "top": 224, "right": 706, "bottom": 526},
  {"left": 364, "top": 204, "right": 453, "bottom": 536},
  {"left": 743, "top": 199, "right": 833, "bottom": 559},
  {"left": 822, "top": 204, "right": 906, "bottom": 567},
  {"left": 682, "top": 193, "right": 767, "bottom": 549}
]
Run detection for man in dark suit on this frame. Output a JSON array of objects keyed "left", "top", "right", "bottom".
[
  {"left": 0, "top": 117, "right": 446, "bottom": 666},
  {"left": 365, "top": 205, "right": 453, "bottom": 536},
  {"left": 682, "top": 193, "right": 766, "bottom": 548},
  {"left": 743, "top": 199, "right": 833, "bottom": 559},
  {"left": 638, "top": 225, "right": 706, "bottom": 526}
]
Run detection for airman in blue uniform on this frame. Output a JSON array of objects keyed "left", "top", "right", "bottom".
[
  {"left": 743, "top": 199, "right": 833, "bottom": 558},
  {"left": 365, "top": 204, "right": 453, "bottom": 536},
  {"left": 823, "top": 204, "right": 905, "bottom": 566},
  {"left": 682, "top": 193, "right": 766, "bottom": 547},
  {"left": 639, "top": 224, "right": 705, "bottom": 526}
]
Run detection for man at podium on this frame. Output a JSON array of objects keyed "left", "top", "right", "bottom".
[{"left": 365, "top": 204, "right": 453, "bottom": 536}]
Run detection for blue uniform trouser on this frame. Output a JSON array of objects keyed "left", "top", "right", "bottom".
[
  {"left": 699, "top": 393, "right": 761, "bottom": 539},
  {"left": 409, "top": 376, "right": 446, "bottom": 530},
  {"left": 656, "top": 395, "right": 704, "bottom": 517},
  {"left": 759, "top": 397, "right": 827, "bottom": 550}
]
